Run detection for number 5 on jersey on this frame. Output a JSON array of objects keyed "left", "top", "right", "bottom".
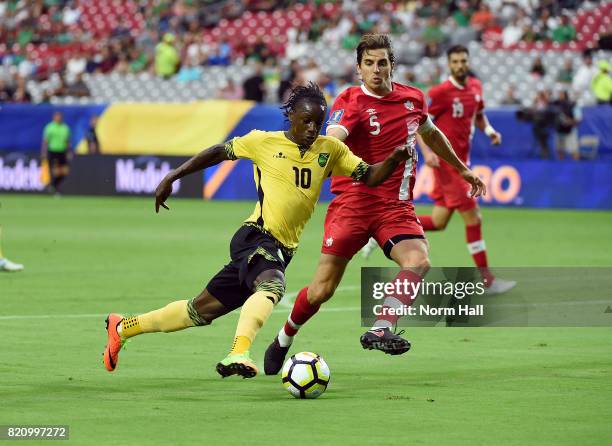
[{"left": 369, "top": 115, "right": 381, "bottom": 135}]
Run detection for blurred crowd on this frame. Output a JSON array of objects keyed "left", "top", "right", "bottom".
[{"left": 0, "top": 0, "right": 609, "bottom": 105}]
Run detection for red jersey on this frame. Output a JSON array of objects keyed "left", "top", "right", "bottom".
[
  {"left": 427, "top": 76, "right": 484, "bottom": 163},
  {"left": 326, "top": 82, "right": 428, "bottom": 201}
]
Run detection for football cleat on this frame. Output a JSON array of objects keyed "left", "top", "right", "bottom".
[
  {"left": 484, "top": 278, "right": 517, "bottom": 296},
  {"left": 216, "top": 352, "right": 259, "bottom": 379},
  {"left": 360, "top": 327, "right": 411, "bottom": 355},
  {"left": 263, "top": 336, "right": 290, "bottom": 375},
  {"left": 103, "top": 313, "right": 126, "bottom": 372},
  {"left": 0, "top": 258, "right": 24, "bottom": 272}
]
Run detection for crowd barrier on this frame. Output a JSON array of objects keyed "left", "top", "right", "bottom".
[{"left": 1, "top": 102, "right": 611, "bottom": 209}]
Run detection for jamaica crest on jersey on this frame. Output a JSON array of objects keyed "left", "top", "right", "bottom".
[{"left": 318, "top": 153, "right": 330, "bottom": 167}]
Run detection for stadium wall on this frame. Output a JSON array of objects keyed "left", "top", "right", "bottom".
[{"left": 1, "top": 103, "right": 611, "bottom": 209}]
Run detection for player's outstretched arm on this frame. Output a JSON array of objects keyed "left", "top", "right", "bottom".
[
  {"left": 419, "top": 124, "right": 486, "bottom": 198},
  {"left": 361, "top": 145, "right": 413, "bottom": 187},
  {"left": 155, "top": 144, "right": 230, "bottom": 212}
]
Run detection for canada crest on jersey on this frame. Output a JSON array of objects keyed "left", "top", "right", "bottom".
[
  {"left": 318, "top": 153, "right": 330, "bottom": 167},
  {"left": 404, "top": 100, "right": 414, "bottom": 111}
]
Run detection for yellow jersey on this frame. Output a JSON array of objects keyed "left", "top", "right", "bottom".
[{"left": 225, "top": 130, "right": 367, "bottom": 251}]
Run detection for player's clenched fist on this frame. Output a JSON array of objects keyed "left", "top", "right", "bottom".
[
  {"left": 390, "top": 144, "right": 417, "bottom": 162},
  {"left": 460, "top": 169, "right": 486, "bottom": 198}
]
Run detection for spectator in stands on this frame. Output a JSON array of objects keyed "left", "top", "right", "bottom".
[
  {"left": 552, "top": 14, "right": 576, "bottom": 43},
  {"left": 66, "top": 50, "right": 87, "bottom": 83},
  {"left": 155, "top": 33, "right": 180, "bottom": 79},
  {"left": 591, "top": 60, "right": 612, "bottom": 104},
  {"left": 208, "top": 39, "right": 232, "bottom": 66},
  {"left": 470, "top": 3, "right": 496, "bottom": 34},
  {"left": 86, "top": 116, "right": 100, "bottom": 154},
  {"left": 557, "top": 58, "right": 574, "bottom": 84},
  {"left": 341, "top": 21, "right": 362, "bottom": 50},
  {"left": 96, "top": 46, "right": 118, "bottom": 74},
  {"left": 12, "top": 77, "right": 32, "bottom": 103},
  {"left": 572, "top": 51, "right": 598, "bottom": 102},
  {"left": 242, "top": 63, "right": 265, "bottom": 102},
  {"left": 501, "top": 85, "right": 521, "bottom": 105},
  {"left": 218, "top": 78, "right": 243, "bottom": 100},
  {"left": 421, "top": 16, "right": 445, "bottom": 57},
  {"left": 176, "top": 58, "right": 202, "bottom": 82},
  {"left": 65, "top": 72, "right": 90, "bottom": 97},
  {"left": 0, "top": 79, "right": 13, "bottom": 102},
  {"left": 552, "top": 90, "right": 581, "bottom": 160},
  {"left": 453, "top": 1, "right": 472, "bottom": 28},
  {"left": 277, "top": 60, "right": 300, "bottom": 103},
  {"left": 530, "top": 56, "right": 546, "bottom": 78},
  {"left": 502, "top": 17, "right": 523, "bottom": 47}
]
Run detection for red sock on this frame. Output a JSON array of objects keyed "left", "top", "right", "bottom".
[
  {"left": 418, "top": 215, "right": 439, "bottom": 231},
  {"left": 466, "top": 223, "right": 495, "bottom": 286},
  {"left": 374, "top": 269, "right": 422, "bottom": 328},
  {"left": 282, "top": 287, "right": 320, "bottom": 337}
]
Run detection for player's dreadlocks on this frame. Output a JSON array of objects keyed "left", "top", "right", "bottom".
[{"left": 281, "top": 82, "right": 327, "bottom": 118}]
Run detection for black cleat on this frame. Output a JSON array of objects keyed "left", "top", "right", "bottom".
[
  {"left": 360, "top": 328, "right": 411, "bottom": 355},
  {"left": 263, "top": 336, "right": 290, "bottom": 375}
]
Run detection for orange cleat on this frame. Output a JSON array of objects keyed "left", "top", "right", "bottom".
[{"left": 103, "top": 313, "right": 125, "bottom": 372}]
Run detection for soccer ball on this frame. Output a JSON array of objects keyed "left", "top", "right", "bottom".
[{"left": 281, "top": 352, "right": 330, "bottom": 399}]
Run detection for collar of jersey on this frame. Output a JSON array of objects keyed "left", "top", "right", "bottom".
[
  {"left": 449, "top": 76, "right": 466, "bottom": 90},
  {"left": 360, "top": 83, "right": 393, "bottom": 99}
]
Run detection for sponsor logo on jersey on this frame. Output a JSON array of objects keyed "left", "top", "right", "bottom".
[
  {"left": 273, "top": 152, "right": 287, "bottom": 159},
  {"left": 318, "top": 153, "right": 330, "bottom": 167},
  {"left": 327, "top": 109, "right": 344, "bottom": 124}
]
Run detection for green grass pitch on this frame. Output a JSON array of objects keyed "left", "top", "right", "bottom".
[{"left": 1, "top": 195, "right": 611, "bottom": 445}]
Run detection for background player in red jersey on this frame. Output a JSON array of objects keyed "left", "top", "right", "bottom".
[
  {"left": 417, "top": 45, "right": 515, "bottom": 294},
  {"left": 264, "top": 35, "right": 486, "bottom": 374}
]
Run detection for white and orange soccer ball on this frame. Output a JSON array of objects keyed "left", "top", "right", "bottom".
[{"left": 281, "top": 352, "right": 330, "bottom": 399}]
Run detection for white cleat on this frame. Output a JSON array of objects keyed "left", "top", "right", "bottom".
[
  {"left": 360, "top": 238, "right": 379, "bottom": 260},
  {"left": 0, "top": 258, "right": 24, "bottom": 272},
  {"left": 485, "top": 278, "right": 516, "bottom": 295}
]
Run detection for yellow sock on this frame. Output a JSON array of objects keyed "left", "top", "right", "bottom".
[
  {"left": 120, "top": 316, "right": 143, "bottom": 339},
  {"left": 134, "top": 300, "right": 195, "bottom": 336},
  {"left": 230, "top": 291, "right": 275, "bottom": 354}
]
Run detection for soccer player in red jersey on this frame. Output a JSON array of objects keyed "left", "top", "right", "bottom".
[
  {"left": 416, "top": 45, "right": 516, "bottom": 294},
  {"left": 264, "top": 35, "right": 486, "bottom": 374}
]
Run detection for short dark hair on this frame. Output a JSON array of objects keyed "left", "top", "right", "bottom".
[
  {"left": 356, "top": 34, "right": 395, "bottom": 67},
  {"left": 280, "top": 82, "right": 327, "bottom": 118},
  {"left": 447, "top": 45, "right": 469, "bottom": 59}
]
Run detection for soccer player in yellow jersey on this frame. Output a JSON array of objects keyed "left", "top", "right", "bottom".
[{"left": 102, "top": 83, "right": 416, "bottom": 378}]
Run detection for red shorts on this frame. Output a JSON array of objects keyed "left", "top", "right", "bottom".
[
  {"left": 430, "top": 166, "right": 477, "bottom": 212},
  {"left": 321, "top": 192, "right": 425, "bottom": 260}
]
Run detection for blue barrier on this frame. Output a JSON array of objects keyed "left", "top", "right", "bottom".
[
  {"left": 212, "top": 158, "right": 612, "bottom": 210},
  {"left": 1, "top": 103, "right": 610, "bottom": 159},
  {"left": 0, "top": 103, "right": 107, "bottom": 152}
]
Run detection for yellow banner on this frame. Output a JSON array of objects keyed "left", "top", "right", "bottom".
[{"left": 94, "top": 101, "right": 254, "bottom": 156}]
